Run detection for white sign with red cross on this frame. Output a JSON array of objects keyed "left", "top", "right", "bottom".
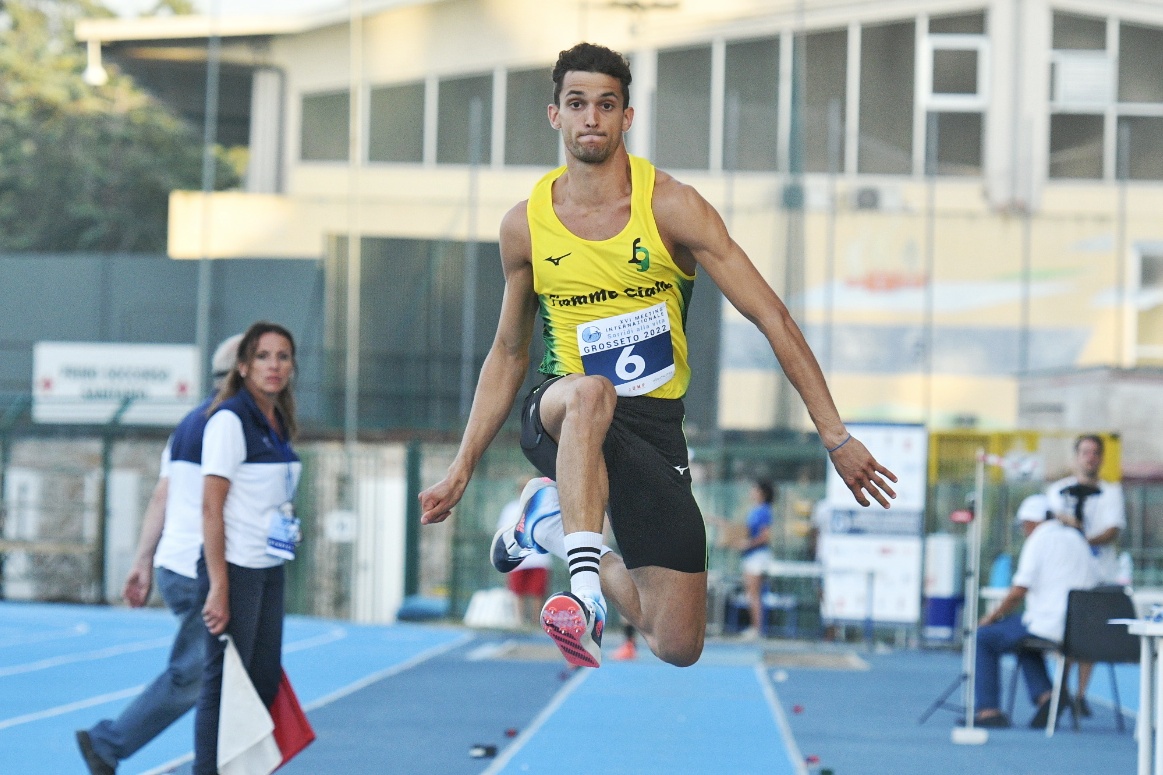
[{"left": 33, "top": 342, "right": 199, "bottom": 425}]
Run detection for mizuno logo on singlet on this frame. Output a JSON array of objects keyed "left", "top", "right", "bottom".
[{"left": 545, "top": 253, "right": 572, "bottom": 266}]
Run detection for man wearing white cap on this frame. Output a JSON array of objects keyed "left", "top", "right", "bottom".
[
  {"left": 970, "top": 493, "right": 1097, "bottom": 729},
  {"left": 77, "top": 334, "right": 243, "bottom": 775}
]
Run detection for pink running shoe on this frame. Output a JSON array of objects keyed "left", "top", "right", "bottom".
[{"left": 540, "top": 591, "right": 605, "bottom": 668}]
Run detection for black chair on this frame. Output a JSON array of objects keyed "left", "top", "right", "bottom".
[{"left": 1045, "top": 586, "right": 1139, "bottom": 736}]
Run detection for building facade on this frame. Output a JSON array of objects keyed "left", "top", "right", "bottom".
[{"left": 78, "top": 0, "right": 1163, "bottom": 437}]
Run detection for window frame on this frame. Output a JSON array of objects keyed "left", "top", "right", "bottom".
[{"left": 923, "top": 33, "right": 990, "bottom": 113}]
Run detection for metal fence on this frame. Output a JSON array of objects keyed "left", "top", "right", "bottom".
[
  {"left": 0, "top": 433, "right": 164, "bottom": 603},
  {"left": 5, "top": 425, "right": 1159, "bottom": 625}
]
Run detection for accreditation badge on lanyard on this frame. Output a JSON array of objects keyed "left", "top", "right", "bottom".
[{"left": 265, "top": 428, "right": 301, "bottom": 561}]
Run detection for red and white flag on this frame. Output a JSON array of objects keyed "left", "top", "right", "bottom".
[{"left": 218, "top": 636, "right": 315, "bottom": 774}]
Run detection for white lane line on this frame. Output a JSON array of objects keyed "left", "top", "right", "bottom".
[
  {"left": 0, "top": 685, "right": 145, "bottom": 731},
  {"left": 0, "top": 627, "right": 350, "bottom": 737},
  {"left": 0, "top": 625, "right": 346, "bottom": 682},
  {"left": 282, "top": 627, "right": 348, "bottom": 654},
  {"left": 0, "top": 623, "right": 90, "bottom": 649},
  {"left": 477, "top": 667, "right": 591, "bottom": 775},
  {"left": 303, "top": 633, "right": 473, "bottom": 711},
  {"left": 135, "top": 633, "right": 476, "bottom": 775},
  {"left": 465, "top": 640, "right": 515, "bottom": 662},
  {"left": 0, "top": 637, "right": 172, "bottom": 679},
  {"left": 756, "top": 663, "right": 810, "bottom": 775}
]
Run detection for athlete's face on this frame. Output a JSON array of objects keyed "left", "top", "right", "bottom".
[
  {"left": 549, "top": 71, "right": 633, "bottom": 165},
  {"left": 239, "top": 332, "right": 294, "bottom": 399}
]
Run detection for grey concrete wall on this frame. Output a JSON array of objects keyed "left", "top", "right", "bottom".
[{"left": 0, "top": 253, "right": 325, "bottom": 424}]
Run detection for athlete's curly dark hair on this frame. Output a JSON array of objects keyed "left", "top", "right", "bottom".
[{"left": 552, "top": 42, "right": 632, "bottom": 108}]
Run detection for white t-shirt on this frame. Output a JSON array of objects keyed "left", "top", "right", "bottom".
[
  {"left": 1012, "top": 519, "right": 1098, "bottom": 642},
  {"left": 154, "top": 442, "right": 204, "bottom": 578},
  {"left": 202, "top": 399, "right": 301, "bottom": 570},
  {"left": 153, "top": 398, "right": 216, "bottom": 578},
  {"left": 1045, "top": 476, "right": 1125, "bottom": 582},
  {"left": 497, "top": 500, "right": 553, "bottom": 570}
]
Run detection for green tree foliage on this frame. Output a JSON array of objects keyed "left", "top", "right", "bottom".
[{"left": 0, "top": 0, "right": 239, "bottom": 252}]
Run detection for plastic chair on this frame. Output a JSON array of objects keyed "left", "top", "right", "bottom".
[{"left": 1045, "top": 586, "right": 1139, "bottom": 737}]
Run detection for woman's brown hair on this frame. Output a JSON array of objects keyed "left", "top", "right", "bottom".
[{"left": 207, "top": 321, "right": 298, "bottom": 439}]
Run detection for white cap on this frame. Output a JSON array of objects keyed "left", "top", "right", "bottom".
[
  {"left": 210, "top": 334, "right": 244, "bottom": 381},
  {"left": 1016, "top": 493, "right": 1050, "bottom": 524}
]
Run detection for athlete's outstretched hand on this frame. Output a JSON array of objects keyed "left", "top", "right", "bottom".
[
  {"left": 419, "top": 475, "right": 469, "bottom": 525},
  {"left": 829, "top": 436, "right": 898, "bottom": 509}
]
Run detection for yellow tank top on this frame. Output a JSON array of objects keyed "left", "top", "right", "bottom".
[{"left": 528, "top": 155, "right": 695, "bottom": 399}]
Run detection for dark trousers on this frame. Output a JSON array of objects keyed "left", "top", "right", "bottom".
[
  {"left": 974, "top": 614, "right": 1053, "bottom": 713},
  {"left": 193, "top": 556, "right": 285, "bottom": 775}
]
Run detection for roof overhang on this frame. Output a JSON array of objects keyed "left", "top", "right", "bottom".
[{"left": 75, "top": 0, "right": 446, "bottom": 44}]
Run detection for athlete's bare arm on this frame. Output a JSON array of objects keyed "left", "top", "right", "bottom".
[
  {"left": 419, "top": 203, "right": 538, "bottom": 524},
  {"left": 652, "top": 172, "right": 898, "bottom": 508}
]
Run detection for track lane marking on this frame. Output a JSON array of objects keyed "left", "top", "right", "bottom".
[
  {"left": 477, "top": 667, "right": 591, "bottom": 775},
  {"left": 136, "top": 632, "right": 475, "bottom": 775},
  {"left": 757, "top": 663, "right": 809, "bottom": 775}
]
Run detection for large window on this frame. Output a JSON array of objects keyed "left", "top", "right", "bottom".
[
  {"left": 505, "top": 67, "right": 557, "bottom": 167},
  {"left": 859, "top": 21, "right": 915, "bottom": 174},
  {"left": 1048, "top": 12, "right": 1107, "bottom": 179},
  {"left": 723, "top": 38, "right": 779, "bottom": 172},
  {"left": 1135, "top": 246, "right": 1163, "bottom": 360},
  {"left": 1048, "top": 14, "right": 1163, "bottom": 180},
  {"left": 1117, "top": 22, "right": 1163, "bottom": 180},
  {"left": 655, "top": 45, "right": 712, "bottom": 169},
  {"left": 437, "top": 74, "right": 493, "bottom": 164},
  {"left": 924, "top": 12, "right": 988, "bottom": 177},
  {"left": 300, "top": 91, "right": 349, "bottom": 162},
  {"left": 929, "top": 112, "right": 983, "bottom": 175},
  {"left": 1119, "top": 23, "right": 1163, "bottom": 103},
  {"left": 798, "top": 29, "right": 847, "bottom": 173},
  {"left": 368, "top": 82, "right": 424, "bottom": 163},
  {"left": 1119, "top": 117, "right": 1163, "bottom": 180},
  {"left": 1052, "top": 12, "right": 1105, "bottom": 50},
  {"left": 1050, "top": 114, "right": 1104, "bottom": 179}
]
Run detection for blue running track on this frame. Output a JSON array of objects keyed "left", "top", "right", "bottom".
[{"left": 0, "top": 601, "right": 1140, "bottom": 775}]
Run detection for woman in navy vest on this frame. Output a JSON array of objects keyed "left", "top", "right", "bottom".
[{"left": 193, "top": 321, "right": 302, "bottom": 774}]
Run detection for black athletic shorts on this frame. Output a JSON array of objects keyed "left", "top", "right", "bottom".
[{"left": 519, "top": 376, "right": 707, "bottom": 574}]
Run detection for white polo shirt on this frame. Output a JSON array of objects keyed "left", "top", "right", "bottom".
[
  {"left": 1012, "top": 519, "right": 1097, "bottom": 642},
  {"left": 1045, "top": 476, "right": 1125, "bottom": 582},
  {"left": 202, "top": 390, "right": 301, "bottom": 569},
  {"left": 153, "top": 397, "right": 216, "bottom": 579}
]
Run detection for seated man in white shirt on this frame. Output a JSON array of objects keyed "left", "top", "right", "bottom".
[{"left": 971, "top": 494, "right": 1097, "bottom": 729}]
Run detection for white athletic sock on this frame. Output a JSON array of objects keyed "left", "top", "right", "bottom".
[
  {"left": 564, "top": 531, "right": 604, "bottom": 602},
  {"left": 529, "top": 508, "right": 613, "bottom": 561},
  {"left": 530, "top": 511, "right": 566, "bottom": 559}
]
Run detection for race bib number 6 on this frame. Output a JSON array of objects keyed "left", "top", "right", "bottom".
[{"left": 576, "top": 302, "right": 675, "bottom": 396}]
